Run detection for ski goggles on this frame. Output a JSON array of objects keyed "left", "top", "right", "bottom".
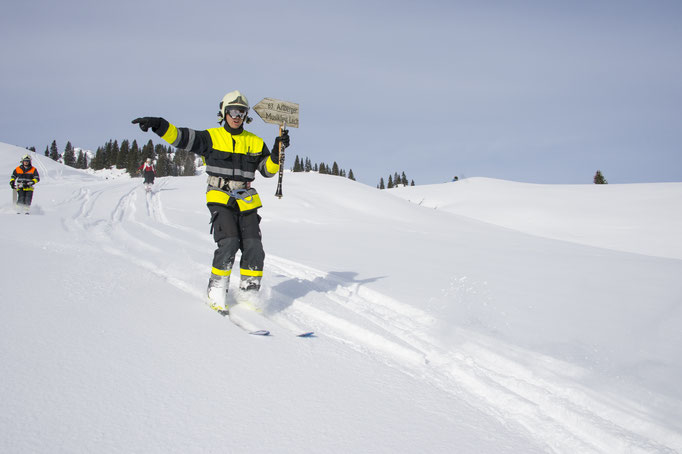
[{"left": 226, "top": 107, "right": 248, "bottom": 119}]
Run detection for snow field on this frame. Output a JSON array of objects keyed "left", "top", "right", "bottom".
[{"left": 2, "top": 142, "right": 681, "bottom": 453}]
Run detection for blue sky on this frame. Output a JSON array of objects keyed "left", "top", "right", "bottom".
[{"left": 1, "top": 0, "right": 681, "bottom": 185}]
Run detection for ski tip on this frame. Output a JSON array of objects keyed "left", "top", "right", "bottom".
[
  {"left": 297, "top": 332, "right": 315, "bottom": 338},
  {"left": 250, "top": 330, "right": 271, "bottom": 336}
]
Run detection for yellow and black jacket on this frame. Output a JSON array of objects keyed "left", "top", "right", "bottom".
[
  {"left": 11, "top": 165, "right": 40, "bottom": 191},
  {"left": 156, "top": 122, "right": 279, "bottom": 213}
]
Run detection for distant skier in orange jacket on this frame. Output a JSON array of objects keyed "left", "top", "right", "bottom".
[{"left": 10, "top": 154, "right": 40, "bottom": 214}]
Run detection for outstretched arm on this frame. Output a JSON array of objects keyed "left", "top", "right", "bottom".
[{"left": 132, "top": 117, "right": 211, "bottom": 156}]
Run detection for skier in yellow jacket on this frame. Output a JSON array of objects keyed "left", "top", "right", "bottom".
[{"left": 133, "top": 90, "right": 290, "bottom": 312}]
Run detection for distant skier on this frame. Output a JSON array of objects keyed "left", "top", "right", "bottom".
[
  {"left": 132, "top": 90, "right": 290, "bottom": 312},
  {"left": 10, "top": 155, "right": 40, "bottom": 214},
  {"left": 138, "top": 158, "right": 156, "bottom": 191}
]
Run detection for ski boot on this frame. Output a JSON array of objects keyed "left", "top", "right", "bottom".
[
  {"left": 237, "top": 276, "right": 263, "bottom": 312},
  {"left": 207, "top": 275, "right": 230, "bottom": 313},
  {"left": 240, "top": 277, "right": 260, "bottom": 292}
]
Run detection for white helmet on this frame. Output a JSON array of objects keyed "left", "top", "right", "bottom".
[
  {"left": 218, "top": 90, "right": 252, "bottom": 124},
  {"left": 146, "top": 158, "right": 152, "bottom": 163}
]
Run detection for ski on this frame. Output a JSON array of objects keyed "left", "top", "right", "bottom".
[
  {"left": 213, "top": 307, "right": 271, "bottom": 336},
  {"left": 211, "top": 302, "right": 314, "bottom": 338}
]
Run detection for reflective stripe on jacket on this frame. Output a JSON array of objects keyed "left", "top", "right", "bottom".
[
  {"left": 159, "top": 123, "right": 278, "bottom": 213},
  {"left": 11, "top": 165, "right": 39, "bottom": 191}
]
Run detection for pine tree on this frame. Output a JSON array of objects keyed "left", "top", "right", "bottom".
[
  {"left": 348, "top": 169, "right": 355, "bottom": 181},
  {"left": 172, "top": 148, "right": 184, "bottom": 176},
  {"left": 127, "top": 140, "right": 141, "bottom": 175},
  {"left": 49, "top": 140, "right": 60, "bottom": 161},
  {"left": 91, "top": 147, "right": 104, "bottom": 170},
  {"left": 401, "top": 172, "right": 408, "bottom": 186},
  {"left": 142, "top": 139, "right": 155, "bottom": 161},
  {"left": 410, "top": 180, "right": 415, "bottom": 186},
  {"left": 111, "top": 140, "right": 120, "bottom": 168},
  {"left": 305, "top": 157, "right": 312, "bottom": 172},
  {"left": 293, "top": 155, "right": 302, "bottom": 172},
  {"left": 44, "top": 145, "right": 49, "bottom": 157},
  {"left": 101, "top": 140, "right": 112, "bottom": 168},
  {"left": 101, "top": 140, "right": 117, "bottom": 169},
  {"left": 76, "top": 151, "right": 86, "bottom": 169},
  {"left": 183, "top": 152, "right": 197, "bottom": 176},
  {"left": 332, "top": 162, "right": 340, "bottom": 176},
  {"left": 594, "top": 170, "right": 608, "bottom": 184},
  {"left": 117, "top": 140, "right": 129, "bottom": 169},
  {"left": 63, "top": 141, "right": 76, "bottom": 167},
  {"left": 387, "top": 175, "right": 394, "bottom": 189},
  {"left": 156, "top": 146, "right": 170, "bottom": 177}
]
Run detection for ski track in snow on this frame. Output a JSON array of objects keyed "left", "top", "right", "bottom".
[
  {"left": 63, "top": 177, "right": 681, "bottom": 454},
  {"left": 64, "top": 179, "right": 209, "bottom": 299},
  {"left": 263, "top": 258, "right": 681, "bottom": 454}
]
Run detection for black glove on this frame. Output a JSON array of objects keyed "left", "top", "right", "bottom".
[
  {"left": 271, "top": 130, "right": 290, "bottom": 164},
  {"left": 132, "top": 117, "right": 169, "bottom": 135}
]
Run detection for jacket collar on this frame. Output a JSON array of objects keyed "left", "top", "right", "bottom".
[{"left": 223, "top": 123, "right": 244, "bottom": 135}]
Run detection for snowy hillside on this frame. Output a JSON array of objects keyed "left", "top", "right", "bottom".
[
  {"left": 391, "top": 178, "right": 682, "bottom": 260},
  {"left": 1, "top": 142, "right": 681, "bottom": 453}
]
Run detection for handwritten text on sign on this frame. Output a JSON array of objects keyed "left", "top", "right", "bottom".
[{"left": 253, "top": 98, "right": 300, "bottom": 128}]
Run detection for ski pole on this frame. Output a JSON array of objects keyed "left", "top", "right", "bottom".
[{"left": 275, "top": 121, "right": 286, "bottom": 199}]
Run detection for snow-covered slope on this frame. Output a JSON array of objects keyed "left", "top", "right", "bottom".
[
  {"left": 1, "top": 142, "right": 681, "bottom": 453},
  {"left": 390, "top": 177, "right": 682, "bottom": 260}
]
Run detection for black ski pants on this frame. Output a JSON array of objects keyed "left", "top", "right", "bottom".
[
  {"left": 143, "top": 171, "right": 155, "bottom": 184},
  {"left": 208, "top": 205, "right": 264, "bottom": 285},
  {"left": 16, "top": 189, "right": 33, "bottom": 206}
]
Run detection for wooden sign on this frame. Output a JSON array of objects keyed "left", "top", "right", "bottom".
[{"left": 253, "top": 98, "right": 300, "bottom": 128}]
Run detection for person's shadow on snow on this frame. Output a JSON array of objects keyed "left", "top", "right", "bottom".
[{"left": 266, "top": 271, "right": 385, "bottom": 314}]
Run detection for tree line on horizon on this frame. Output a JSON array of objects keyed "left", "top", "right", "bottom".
[
  {"left": 25, "top": 142, "right": 611, "bottom": 185},
  {"left": 377, "top": 171, "right": 415, "bottom": 189},
  {"left": 28, "top": 144, "right": 357, "bottom": 183},
  {"left": 285, "top": 155, "right": 419, "bottom": 189},
  {"left": 28, "top": 139, "right": 197, "bottom": 177},
  {"left": 291, "top": 155, "right": 356, "bottom": 181}
]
